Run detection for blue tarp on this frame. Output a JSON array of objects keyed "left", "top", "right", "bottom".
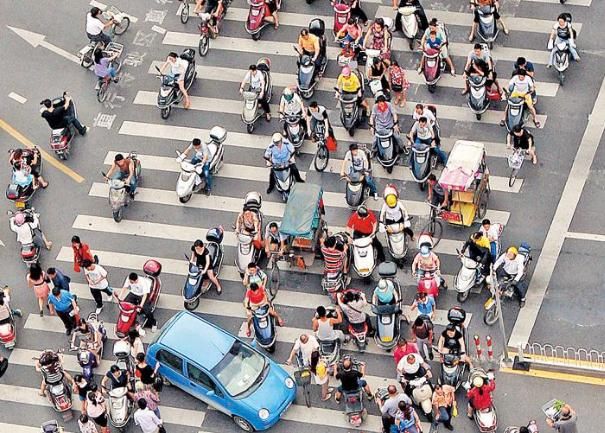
[{"left": 280, "top": 183, "right": 323, "bottom": 238}]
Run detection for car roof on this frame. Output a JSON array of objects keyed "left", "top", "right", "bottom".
[{"left": 158, "top": 311, "right": 235, "bottom": 369}]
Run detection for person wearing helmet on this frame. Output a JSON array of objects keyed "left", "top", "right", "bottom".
[
  {"left": 411, "top": 241, "right": 445, "bottom": 288},
  {"left": 105, "top": 153, "right": 138, "bottom": 199},
  {"left": 9, "top": 210, "right": 53, "bottom": 250},
  {"left": 438, "top": 324, "right": 473, "bottom": 367},
  {"left": 380, "top": 185, "right": 414, "bottom": 239},
  {"left": 396, "top": 353, "right": 432, "bottom": 394},
  {"left": 347, "top": 205, "right": 385, "bottom": 262},
  {"left": 340, "top": 143, "right": 378, "bottom": 199},
  {"left": 492, "top": 246, "right": 528, "bottom": 307},
  {"left": 240, "top": 64, "right": 271, "bottom": 121},
  {"left": 460, "top": 231, "right": 492, "bottom": 275},
  {"left": 336, "top": 66, "right": 369, "bottom": 116},
  {"left": 466, "top": 372, "right": 495, "bottom": 418},
  {"left": 279, "top": 87, "right": 308, "bottom": 136},
  {"left": 263, "top": 132, "right": 305, "bottom": 194},
  {"left": 372, "top": 278, "right": 399, "bottom": 306}
]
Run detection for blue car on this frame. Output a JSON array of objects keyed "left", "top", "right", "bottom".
[{"left": 146, "top": 311, "right": 296, "bottom": 431}]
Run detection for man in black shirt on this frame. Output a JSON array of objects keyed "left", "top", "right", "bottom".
[
  {"left": 40, "top": 93, "right": 88, "bottom": 135},
  {"left": 334, "top": 356, "right": 373, "bottom": 402},
  {"left": 507, "top": 125, "right": 537, "bottom": 164}
]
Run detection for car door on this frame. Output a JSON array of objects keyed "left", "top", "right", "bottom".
[
  {"left": 155, "top": 348, "right": 188, "bottom": 390},
  {"left": 186, "top": 362, "right": 231, "bottom": 415}
]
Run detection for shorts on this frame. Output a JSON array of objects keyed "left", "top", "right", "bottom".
[
  {"left": 510, "top": 91, "right": 533, "bottom": 108},
  {"left": 266, "top": 0, "right": 277, "bottom": 13},
  {"left": 92, "top": 412, "right": 108, "bottom": 427},
  {"left": 337, "top": 379, "right": 367, "bottom": 393}
]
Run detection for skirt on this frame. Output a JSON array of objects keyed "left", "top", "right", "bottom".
[{"left": 33, "top": 282, "right": 50, "bottom": 299}]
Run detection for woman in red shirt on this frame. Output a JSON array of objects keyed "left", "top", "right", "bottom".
[
  {"left": 72, "top": 235, "right": 95, "bottom": 273},
  {"left": 466, "top": 375, "right": 495, "bottom": 417},
  {"left": 244, "top": 283, "right": 284, "bottom": 336},
  {"left": 346, "top": 205, "right": 385, "bottom": 262}
]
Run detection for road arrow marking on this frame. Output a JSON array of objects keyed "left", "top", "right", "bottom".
[{"left": 7, "top": 26, "right": 80, "bottom": 64}]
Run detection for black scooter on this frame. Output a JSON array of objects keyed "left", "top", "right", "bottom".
[
  {"left": 156, "top": 49, "right": 197, "bottom": 119},
  {"left": 296, "top": 19, "right": 328, "bottom": 98},
  {"left": 409, "top": 142, "right": 437, "bottom": 191}
]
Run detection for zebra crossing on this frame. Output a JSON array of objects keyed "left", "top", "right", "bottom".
[{"left": 5, "top": 0, "right": 584, "bottom": 431}]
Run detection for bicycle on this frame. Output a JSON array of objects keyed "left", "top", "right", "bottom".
[
  {"left": 422, "top": 202, "right": 444, "bottom": 247},
  {"left": 312, "top": 129, "right": 330, "bottom": 172},
  {"left": 80, "top": 6, "right": 130, "bottom": 68},
  {"left": 507, "top": 148, "right": 526, "bottom": 187},
  {"left": 293, "top": 356, "right": 312, "bottom": 408},
  {"left": 96, "top": 43, "right": 124, "bottom": 103},
  {"left": 179, "top": 0, "right": 193, "bottom": 24}
]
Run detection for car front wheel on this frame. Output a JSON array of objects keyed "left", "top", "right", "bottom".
[{"left": 233, "top": 416, "right": 254, "bottom": 432}]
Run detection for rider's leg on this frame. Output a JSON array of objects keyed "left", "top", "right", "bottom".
[
  {"left": 178, "top": 80, "right": 190, "bottom": 109},
  {"left": 269, "top": 306, "right": 285, "bottom": 326},
  {"left": 208, "top": 269, "right": 222, "bottom": 293},
  {"left": 203, "top": 163, "right": 212, "bottom": 192}
]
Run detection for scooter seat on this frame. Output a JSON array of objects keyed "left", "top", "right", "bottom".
[
  {"left": 207, "top": 242, "right": 220, "bottom": 268},
  {"left": 0, "top": 323, "right": 13, "bottom": 335}
]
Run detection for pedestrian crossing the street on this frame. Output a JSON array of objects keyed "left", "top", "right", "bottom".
[{"left": 4, "top": 0, "right": 570, "bottom": 431}]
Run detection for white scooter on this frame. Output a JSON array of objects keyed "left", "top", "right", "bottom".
[
  {"left": 175, "top": 126, "right": 226, "bottom": 203},
  {"left": 380, "top": 217, "right": 413, "bottom": 267},
  {"left": 465, "top": 368, "right": 498, "bottom": 433},
  {"left": 398, "top": 6, "right": 420, "bottom": 49},
  {"left": 351, "top": 234, "right": 376, "bottom": 280},
  {"left": 107, "top": 340, "right": 134, "bottom": 429},
  {"left": 235, "top": 192, "right": 264, "bottom": 276}
]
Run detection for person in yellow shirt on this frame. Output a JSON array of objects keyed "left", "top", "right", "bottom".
[
  {"left": 335, "top": 66, "right": 369, "bottom": 115},
  {"left": 297, "top": 28, "right": 321, "bottom": 68}
]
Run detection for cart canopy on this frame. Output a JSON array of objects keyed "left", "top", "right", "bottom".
[
  {"left": 280, "top": 183, "right": 323, "bottom": 238},
  {"left": 438, "top": 140, "right": 486, "bottom": 191}
]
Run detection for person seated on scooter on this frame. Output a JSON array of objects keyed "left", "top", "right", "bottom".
[
  {"left": 420, "top": 19, "right": 456, "bottom": 76},
  {"left": 411, "top": 242, "right": 446, "bottom": 288},
  {"left": 297, "top": 28, "right": 322, "bottom": 71},
  {"left": 264, "top": 222, "right": 287, "bottom": 257},
  {"left": 93, "top": 48, "right": 119, "bottom": 88},
  {"left": 346, "top": 0, "right": 368, "bottom": 25},
  {"left": 501, "top": 69, "right": 541, "bottom": 128},
  {"left": 370, "top": 94, "right": 402, "bottom": 155},
  {"left": 363, "top": 18, "right": 392, "bottom": 59},
  {"left": 396, "top": 353, "right": 432, "bottom": 394},
  {"left": 190, "top": 239, "right": 223, "bottom": 294},
  {"left": 244, "top": 282, "right": 284, "bottom": 337},
  {"left": 264, "top": 133, "right": 305, "bottom": 194},
  {"left": 341, "top": 143, "right": 378, "bottom": 199},
  {"left": 336, "top": 66, "right": 370, "bottom": 117},
  {"left": 378, "top": 384, "right": 412, "bottom": 433},
  {"left": 195, "top": 0, "right": 224, "bottom": 34},
  {"left": 36, "top": 350, "right": 73, "bottom": 396},
  {"left": 492, "top": 246, "right": 527, "bottom": 307},
  {"left": 392, "top": 0, "right": 429, "bottom": 33},
  {"left": 417, "top": 30, "right": 443, "bottom": 74},
  {"left": 105, "top": 153, "right": 138, "bottom": 199},
  {"left": 412, "top": 104, "right": 439, "bottom": 143},
  {"left": 480, "top": 219, "right": 501, "bottom": 258},
  {"left": 462, "top": 44, "right": 501, "bottom": 96},
  {"left": 466, "top": 374, "right": 495, "bottom": 418},
  {"left": 409, "top": 117, "right": 448, "bottom": 166},
  {"left": 116, "top": 272, "right": 158, "bottom": 334},
  {"left": 240, "top": 64, "right": 271, "bottom": 121},
  {"left": 236, "top": 208, "right": 262, "bottom": 249},
  {"left": 41, "top": 94, "right": 88, "bottom": 137},
  {"left": 380, "top": 187, "right": 414, "bottom": 239},
  {"left": 372, "top": 279, "right": 400, "bottom": 308},
  {"left": 427, "top": 174, "right": 448, "bottom": 209},
  {"left": 507, "top": 125, "right": 538, "bottom": 165},
  {"left": 438, "top": 324, "right": 473, "bottom": 368},
  {"left": 178, "top": 137, "right": 213, "bottom": 195},
  {"left": 9, "top": 211, "right": 53, "bottom": 250},
  {"left": 321, "top": 235, "right": 349, "bottom": 275},
  {"left": 334, "top": 356, "right": 374, "bottom": 403},
  {"left": 259, "top": 0, "right": 280, "bottom": 30},
  {"left": 306, "top": 101, "right": 332, "bottom": 140},
  {"left": 468, "top": 0, "right": 508, "bottom": 42},
  {"left": 279, "top": 87, "right": 308, "bottom": 137},
  {"left": 86, "top": 7, "right": 114, "bottom": 46},
  {"left": 159, "top": 52, "right": 191, "bottom": 109},
  {"left": 9, "top": 149, "right": 49, "bottom": 189},
  {"left": 347, "top": 205, "right": 386, "bottom": 262},
  {"left": 547, "top": 13, "right": 580, "bottom": 68},
  {"left": 72, "top": 318, "right": 103, "bottom": 360},
  {"left": 512, "top": 56, "right": 534, "bottom": 78},
  {"left": 101, "top": 364, "right": 131, "bottom": 393},
  {"left": 0, "top": 287, "right": 22, "bottom": 325},
  {"left": 338, "top": 290, "right": 375, "bottom": 336},
  {"left": 336, "top": 17, "right": 363, "bottom": 46},
  {"left": 461, "top": 231, "right": 492, "bottom": 275},
  {"left": 368, "top": 56, "right": 391, "bottom": 94},
  {"left": 312, "top": 305, "right": 346, "bottom": 343},
  {"left": 243, "top": 262, "right": 268, "bottom": 289}
]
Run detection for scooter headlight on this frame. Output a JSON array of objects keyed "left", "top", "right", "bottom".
[
  {"left": 285, "top": 377, "right": 295, "bottom": 389},
  {"left": 258, "top": 408, "right": 270, "bottom": 420}
]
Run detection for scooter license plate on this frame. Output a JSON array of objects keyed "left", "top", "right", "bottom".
[
  {"left": 16, "top": 201, "right": 25, "bottom": 209},
  {"left": 484, "top": 298, "right": 495, "bottom": 309},
  {"left": 382, "top": 336, "right": 393, "bottom": 342}
]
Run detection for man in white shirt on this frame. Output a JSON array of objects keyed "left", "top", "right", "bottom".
[
  {"left": 9, "top": 211, "right": 52, "bottom": 250},
  {"left": 134, "top": 398, "right": 163, "bottom": 433},
  {"left": 239, "top": 64, "right": 270, "bottom": 121},
  {"left": 159, "top": 52, "right": 191, "bottom": 109},
  {"left": 492, "top": 246, "right": 527, "bottom": 307},
  {"left": 86, "top": 7, "right": 114, "bottom": 46},
  {"left": 177, "top": 138, "right": 213, "bottom": 194},
  {"left": 340, "top": 143, "right": 378, "bottom": 199},
  {"left": 116, "top": 273, "right": 157, "bottom": 333},
  {"left": 83, "top": 260, "right": 114, "bottom": 315},
  {"left": 502, "top": 69, "right": 540, "bottom": 128},
  {"left": 285, "top": 334, "right": 319, "bottom": 367}
]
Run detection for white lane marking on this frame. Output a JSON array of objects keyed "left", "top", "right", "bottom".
[
  {"left": 0, "top": 424, "right": 72, "bottom": 433},
  {"left": 8, "top": 92, "right": 27, "bottom": 104},
  {"left": 7, "top": 26, "right": 80, "bottom": 64},
  {"left": 151, "top": 25, "right": 167, "bottom": 35},
  {"left": 523, "top": 0, "right": 590, "bottom": 6},
  {"left": 89, "top": 0, "right": 139, "bottom": 22},
  {"left": 509, "top": 75, "right": 605, "bottom": 348},
  {"left": 566, "top": 231, "right": 605, "bottom": 242},
  {"left": 133, "top": 90, "right": 548, "bottom": 127}
]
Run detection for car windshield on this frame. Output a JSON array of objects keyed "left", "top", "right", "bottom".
[{"left": 212, "top": 341, "right": 266, "bottom": 396}]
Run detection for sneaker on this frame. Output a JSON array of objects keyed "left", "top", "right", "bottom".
[
  {"left": 39, "top": 310, "right": 44, "bottom": 317},
  {"left": 546, "top": 64, "right": 552, "bottom": 69},
  {"left": 82, "top": 126, "right": 90, "bottom": 136},
  {"left": 13, "top": 309, "right": 23, "bottom": 318},
  {"left": 95, "top": 306, "right": 103, "bottom": 315},
  {"left": 138, "top": 328, "right": 146, "bottom": 337},
  {"left": 113, "top": 77, "right": 120, "bottom": 83},
  {"left": 66, "top": 329, "right": 72, "bottom": 336},
  {"left": 519, "top": 299, "right": 526, "bottom": 308},
  {"left": 373, "top": 193, "right": 379, "bottom": 200},
  {"left": 151, "top": 325, "right": 158, "bottom": 333},
  {"left": 445, "top": 424, "right": 454, "bottom": 431},
  {"left": 266, "top": 187, "right": 274, "bottom": 194}
]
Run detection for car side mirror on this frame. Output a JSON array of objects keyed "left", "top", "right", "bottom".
[{"left": 206, "top": 390, "right": 215, "bottom": 398}]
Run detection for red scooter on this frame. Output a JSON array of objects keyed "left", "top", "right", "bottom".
[
  {"left": 0, "top": 312, "right": 16, "bottom": 349},
  {"left": 422, "top": 47, "right": 442, "bottom": 93},
  {"left": 245, "top": 0, "right": 281, "bottom": 41},
  {"left": 417, "top": 274, "right": 440, "bottom": 300},
  {"left": 338, "top": 289, "right": 369, "bottom": 352},
  {"left": 114, "top": 260, "right": 162, "bottom": 338},
  {"left": 332, "top": 0, "right": 351, "bottom": 38}
]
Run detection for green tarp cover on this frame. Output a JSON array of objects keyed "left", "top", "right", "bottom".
[{"left": 280, "top": 183, "right": 323, "bottom": 238}]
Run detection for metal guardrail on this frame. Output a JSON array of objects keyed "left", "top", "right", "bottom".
[{"left": 516, "top": 342, "right": 605, "bottom": 373}]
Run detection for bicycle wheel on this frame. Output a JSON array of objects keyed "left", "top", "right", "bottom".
[
  {"left": 198, "top": 34, "right": 209, "bottom": 56},
  {"left": 508, "top": 167, "right": 518, "bottom": 187},
  {"left": 303, "top": 383, "right": 311, "bottom": 408},
  {"left": 424, "top": 219, "right": 443, "bottom": 248},
  {"left": 180, "top": 1, "right": 190, "bottom": 24},
  {"left": 314, "top": 144, "right": 329, "bottom": 172},
  {"left": 113, "top": 17, "right": 130, "bottom": 35},
  {"left": 97, "top": 81, "right": 109, "bottom": 103},
  {"left": 269, "top": 261, "right": 280, "bottom": 299}
]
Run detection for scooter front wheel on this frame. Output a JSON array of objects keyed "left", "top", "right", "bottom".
[
  {"left": 428, "top": 84, "right": 436, "bottom": 93},
  {"left": 112, "top": 209, "right": 123, "bottom": 223},
  {"left": 246, "top": 123, "right": 254, "bottom": 134},
  {"left": 184, "top": 298, "right": 200, "bottom": 311},
  {"left": 252, "top": 32, "right": 261, "bottom": 41},
  {"left": 457, "top": 288, "right": 470, "bottom": 303},
  {"left": 198, "top": 35, "right": 209, "bottom": 56},
  {"left": 476, "top": 113, "right": 482, "bottom": 120},
  {"left": 179, "top": 193, "right": 192, "bottom": 203},
  {"left": 160, "top": 106, "right": 171, "bottom": 119},
  {"left": 483, "top": 304, "right": 498, "bottom": 325}
]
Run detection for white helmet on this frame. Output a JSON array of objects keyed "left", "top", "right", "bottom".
[
  {"left": 283, "top": 87, "right": 294, "bottom": 101},
  {"left": 272, "top": 132, "right": 283, "bottom": 144},
  {"left": 377, "top": 279, "right": 388, "bottom": 291}
]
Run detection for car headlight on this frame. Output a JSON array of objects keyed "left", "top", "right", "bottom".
[
  {"left": 258, "top": 408, "right": 270, "bottom": 420},
  {"left": 284, "top": 377, "right": 294, "bottom": 389}
]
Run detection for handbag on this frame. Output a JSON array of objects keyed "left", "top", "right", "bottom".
[
  {"left": 158, "top": 425, "right": 167, "bottom": 433},
  {"left": 326, "top": 135, "right": 337, "bottom": 152}
]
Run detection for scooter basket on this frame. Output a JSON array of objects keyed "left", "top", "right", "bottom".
[{"left": 293, "top": 368, "right": 312, "bottom": 386}]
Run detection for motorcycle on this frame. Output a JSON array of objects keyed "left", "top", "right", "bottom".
[
  {"left": 551, "top": 39, "right": 570, "bottom": 86},
  {"left": 245, "top": 0, "right": 282, "bottom": 41},
  {"left": 422, "top": 47, "right": 442, "bottom": 93},
  {"left": 380, "top": 218, "right": 413, "bottom": 266},
  {"left": 398, "top": 6, "right": 420, "bottom": 49},
  {"left": 455, "top": 252, "right": 486, "bottom": 303},
  {"left": 332, "top": 0, "right": 351, "bottom": 38},
  {"left": 45, "top": 94, "right": 77, "bottom": 160},
  {"left": 8, "top": 208, "right": 41, "bottom": 267},
  {"left": 175, "top": 126, "right": 226, "bottom": 203},
  {"left": 351, "top": 234, "right": 376, "bottom": 280},
  {"left": 251, "top": 304, "right": 277, "bottom": 353},
  {"left": 235, "top": 192, "right": 263, "bottom": 276},
  {"left": 409, "top": 142, "right": 436, "bottom": 191},
  {"left": 6, "top": 148, "right": 42, "bottom": 209},
  {"left": 476, "top": 5, "right": 499, "bottom": 49},
  {"left": 270, "top": 162, "right": 294, "bottom": 202},
  {"left": 336, "top": 85, "right": 364, "bottom": 136},
  {"left": 242, "top": 58, "right": 272, "bottom": 134},
  {"left": 372, "top": 262, "right": 403, "bottom": 350},
  {"left": 183, "top": 227, "right": 224, "bottom": 310},
  {"left": 114, "top": 260, "right": 162, "bottom": 338},
  {"left": 282, "top": 112, "right": 305, "bottom": 151},
  {"left": 342, "top": 169, "right": 369, "bottom": 209},
  {"left": 503, "top": 93, "right": 536, "bottom": 133},
  {"left": 79, "top": 5, "right": 130, "bottom": 68},
  {"left": 467, "top": 75, "right": 500, "bottom": 120},
  {"left": 373, "top": 127, "right": 399, "bottom": 174},
  {"left": 155, "top": 48, "right": 197, "bottom": 119},
  {"left": 296, "top": 19, "right": 328, "bottom": 99},
  {"left": 466, "top": 368, "right": 497, "bottom": 432},
  {"left": 484, "top": 243, "right": 532, "bottom": 325},
  {"left": 36, "top": 350, "right": 73, "bottom": 421},
  {"left": 102, "top": 152, "right": 141, "bottom": 222}
]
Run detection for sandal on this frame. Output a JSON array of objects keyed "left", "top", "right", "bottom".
[
  {"left": 534, "top": 121, "right": 542, "bottom": 128},
  {"left": 322, "top": 392, "right": 333, "bottom": 401},
  {"left": 216, "top": 285, "right": 222, "bottom": 295},
  {"left": 499, "top": 120, "right": 506, "bottom": 127}
]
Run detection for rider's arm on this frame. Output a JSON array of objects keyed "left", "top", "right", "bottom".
[
  {"left": 239, "top": 71, "right": 250, "bottom": 93},
  {"left": 514, "top": 258, "right": 524, "bottom": 282},
  {"left": 126, "top": 159, "right": 135, "bottom": 182},
  {"left": 506, "top": 133, "right": 512, "bottom": 148},
  {"left": 340, "top": 152, "right": 350, "bottom": 177},
  {"left": 311, "top": 317, "right": 319, "bottom": 332},
  {"left": 331, "top": 308, "right": 343, "bottom": 325},
  {"left": 493, "top": 253, "right": 505, "bottom": 269},
  {"left": 411, "top": 254, "right": 419, "bottom": 273},
  {"left": 312, "top": 37, "right": 320, "bottom": 60},
  {"left": 434, "top": 253, "right": 441, "bottom": 271},
  {"left": 105, "top": 162, "right": 117, "bottom": 179}
]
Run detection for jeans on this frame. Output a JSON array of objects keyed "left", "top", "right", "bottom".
[
  {"left": 434, "top": 406, "right": 452, "bottom": 427},
  {"left": 112, "top": 171, "right": 138, "bottom": 194},
  {"left": 86, "top": 31, "right": 112, "bottom": 46},
  {"left": 64, "top": 103, "right": 87, "bottom": 135},
  {"left": 432, "top": 144, "right": 448, "bottom": 165},
  {"left": 90, "top": 287, "right": 113, "bottom": 308},
  {"left": 496, "top": 266, "right": 527, "bottom": 300},
  {"left": 191, "top": 157, "right": 213, "bottom": 191},
  {"left": 549, "top": 37, "right": 579, "bottom": 65},
  {"left": 490, "top": 241, "right": 498, "bottom": 258},
  {"left": 365, "top": 175, "right": 378, "bottom": 195}
]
